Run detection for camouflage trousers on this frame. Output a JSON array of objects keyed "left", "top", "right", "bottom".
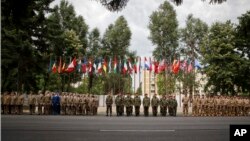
[
  {"left": 38, "top": 104, "right": 43, "bottom": 115},
  {"left": 135, "top": 106, "right": 140, "bottom": 116},
  {"left": 160, "top": 106, "right": 167, "bottom": 116},
  {"left": 152, "top": 106, "right": 158, "bottom": 116},
  {"left": 192, "top": 105, "right": 198, "bottom": 116},
  {"left": 183, "top": 104, "right": 188, "bottom": 116},
  {"left": 144, "top": 106, "right": 149, "bottom": 116},
  {"left": 126, "top": 106, "right": 133, "bottom": 116},
  {"left": 106, "top": 105, "right": 112, "bottom": 116}
]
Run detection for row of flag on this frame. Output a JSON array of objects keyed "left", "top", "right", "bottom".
[{"left": 48, "top": 56, "right": 203, "bottom": 75}]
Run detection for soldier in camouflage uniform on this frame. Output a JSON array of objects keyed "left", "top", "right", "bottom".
[
  {"left": 159, "top": 95, "right": 168, "bottom": 116},
  {"left": 80, "top": 95, "right": 86, "bottom": 115},
  {"left": 134, "top": 93, "right": 141, "bottom": 116},
  {"left": 60, "top": 92, "right": 67, "bottom": 115},
  {"left": 92, "top": 95, "right": 98, "bottom": 115},
  {"left": 121, "top": 93, "right": 125, "bottom": 115},
  {"left": 151, "top": 94, "right": 159, "bottom": 116},
  {"left": 44, "top": 91, "right": 51, "bottom": 115},
  {"left": 10, "top": 92, "right": 18, "bottom": 114},
  {"left": 28, "top": 91, "right": 36, "bottom": 115},
  {"left": 16, "top": 93, "right": 24, "bottom": 115},
  {"left": 125, "top": 93, "right": 133, "bottom": 116},
  {"left": 37, "top": 91, "right": 44, "bottom": 115},
  {"left": 143, "top": 93, "right": 150, "bottom": 116},
  {"left": 115, "top": 93, "right": 122, "bottom": 116},
  {"left": 191, "top": 94, "right": 198, "bottom": 116},
  {"left": 182, "top": 94, "right": 189, "bottom": 116},
  {"left": 106, "top": 93, "right": 113, "bottom": 116}
]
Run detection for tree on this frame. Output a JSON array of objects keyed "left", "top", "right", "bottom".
[
  {"left": 200, "top": 21, "right": 242, "bottom": 95},
  {"left": 1, "top": 0, "right": 53, "bottom": 93},
  {"left": 97, "top": 0, "right": 227, "bottom": 11},
  {"left": 148, "top": 1, "right": 179, "bottom": 95},
  {"left": 87, "top": 28, "right": 102, "bottom": 58},
  {"left": 180, "top": 14, "right": 208, "bottom": 95},
  {"left": 235, "top": 11, "right": 250, "bottom": 94},
  {"left": 148, "top": 1, "right": 179, "bottom": 62}
]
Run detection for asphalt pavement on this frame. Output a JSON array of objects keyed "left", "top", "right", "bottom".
[{"left": 2, "top": 115, "right": 250, "bottom": 141}]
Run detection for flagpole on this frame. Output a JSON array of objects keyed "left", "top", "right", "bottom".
[{"left": 133, "top": 72, "right": 135, "bottom": 94}]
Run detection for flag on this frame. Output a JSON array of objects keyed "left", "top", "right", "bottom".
[
  {"left": 181, "top": 60, "right": 187, "bottom": 71},
  {"left": 128, "top": 58, "right": 133, "bottom": 74},
  {"left": 52, "top": 62, "right": 57, "bottom": 73},
  {"left": 123, "top": 59, "right": 127, "bottom": 74},
  {"left": 154, "top": 61, "right": 159, "bottom": 74},
  {"left": 88, "top": 59, "right": 92, "bottom": 73},
  {"left": 66, "top": 57, "right": 77, "bottom": 73},
  {"left": 103, "top": 58, "right": 107, "bottom": 73},
  {"left": 58, "top": 57, "right": 62, "bottom": 73},
  {"left": 108, "top": 58, "right": 112, "bottom": 73},
  {"left": 194, "top": 59, "right": 202, "bottom": 69},
  {"left": 149, "top": 57, "right": 152, "bottom": 72},
  {"left": 187, "top": 62, "right": 193, "bottom": 73},
  {"left": 77, "top": 59, "right": 82, "bottom": 73},
  {"left": 133, "top": 57, "right": 137, "bottom": 74},
  {"left": 138, "top": 57, "right": 142, "bottom": 73},
  {"left": 113, "top": 56, "right": 117, "bottom": 73},
  {"left": 81, "top": 58, "right": 87, "bottom": 74},
  {"left": 97, "top": 60, "right": 102, "bottom": 74},
  {"left": 158, "top": 59, "right": 166, "bottom": 73},
  {"left": 48, "top": 56, "right": 53, "bottom": 72},
  {"left": 172, "top": 59, "right": 180, "bottom": 74},
  {"left": 144, "top": 57, "right": 150, "bottom": 70},
  {"left": 62, "top": 62, "right": 66, "bottom": 73}
]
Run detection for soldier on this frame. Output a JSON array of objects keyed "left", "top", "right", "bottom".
[
  {"left": 208, "top": 95, "right": 215, "bottom": 116},
  {"left": 151, "top": 94, "right": 159, "bottom": 116},
  {"left": 182, "top": 94, "right": 189, "bottom": 116},
  {"left": 89, "top": 94, "right": 94, "bottom": 115},
  {"left": 16, "top": 93, "right": 24, "bottom": 115},
  {"left": 10, "top": 92, "right": 18, "bottom": 114},
  {"left": 200, "top": 95, "right": 206, "bottom": 116},
  {"left": 121, "top": 93, "right": 125, "bottom": 115},
  {"left": 28, "top": 91, "right": 36, "bottom": 115},
  {"left": 85, "top": 94, "right": 90, "bottom": 115},
  {"left": 75, "top": 95, "right": 81, "bottom": 115},
  {"left": 134, "top": 93, "right": 141, "bottom": 116},
  {"left": 160, "top": 95, "right": 168, "bottom": 116},
  {"left": 125, "top": 93, "right": 133, "bottom": 116},
  {"left": 143, "top": 93, "right": 150, "bottom": 116},
  {"left": 115, "top": 93, "right": 122, "bottom": 116},
  {"left": 1, "top": 93, "right": 3, "bottom": 114},
  {"left": 92, "top": 95, "right": 99, "bottom": 115},
  {"left": 173, "top": 95, "right": 178, "bottom": 116},
  {"left": 60, "top": 92, "right": 66, "bottom": 115},
  {"left": 44, "top": 91, "right": 51, "bottom": 115},
  {"left": 106, "top": 93, "right": 113, "bottom": 116},
  {"left": 80, "top": 95, "right": 86, "bottom": 115},
  {"left": 37, "top": 91, "right": 44, "bottom": 115},
  {"left": 191, "top": 95, "right": 197, "bottom": 116}
]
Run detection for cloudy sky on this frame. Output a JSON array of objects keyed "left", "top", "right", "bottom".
[{"left": 53, "top": 0, "right": 250, "bottom": 58}]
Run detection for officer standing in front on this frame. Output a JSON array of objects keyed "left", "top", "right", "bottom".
[
  {"left": 134, "top": 93, "right": 141, "bottom": 116},
  {"left": 151, "top": 94, "right": 159, "bottom": 116},
  {"left": 106, "top": 93, "right": 113, "bottom": 116}
]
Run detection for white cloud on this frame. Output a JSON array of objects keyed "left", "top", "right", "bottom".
[{"left": 53, "top": 0, "right": 250, "bottom": 57}]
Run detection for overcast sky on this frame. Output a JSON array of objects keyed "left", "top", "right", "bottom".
[{"left": 53, "top": 0, "right": 250, "bottom": 58}]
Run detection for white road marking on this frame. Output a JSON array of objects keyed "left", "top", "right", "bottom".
[{"left": 100, "top": 129, "right": 175, "bottom": 132}]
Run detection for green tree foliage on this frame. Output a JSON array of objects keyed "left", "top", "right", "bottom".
[
  {"left": 201, "top": 21, "right": 243, "bottom": 95},
  {"left": 148, "top": 1, "right": 179, "bottom": 61},
  {"left": 235, "top": 11, "right": 250, "bottom": 94},
  {"left": 102, "top": 16, "right": 132, "bottom": 58},
  {"left": 1, "top": 0, "right": 53, "bottom": 93},
  {"left": 87, "top": 28, "right": 102, "bottom": 58},
  {"left": 157, "top": 74, "right": 176, "bottom": 95},
  {"left": 179, "top": 14, "right": 208, "bottom": 95}
]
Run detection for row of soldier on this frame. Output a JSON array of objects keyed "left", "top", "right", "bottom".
[
  {"left": 106, "top": 93, "right": 178, "bottom": 117},
  {"left": 183, "top": 94, "right": 250, "bottom": 116},
  {"left": 1, "top": 91, "right": 99, "bottom": 115}
]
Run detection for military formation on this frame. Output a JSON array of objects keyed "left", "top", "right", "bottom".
[
  {"left": 2, "top": 91, "right": 250, "bottom": 117},
  {"left": 109, "top": 93, "right": 178, "bottom": 117},
  {"left": 1, "top": 91, "right": 99, "bottom": 116},
  {"left": 184, "top": 94, "right": 250, "bottom": 116}
]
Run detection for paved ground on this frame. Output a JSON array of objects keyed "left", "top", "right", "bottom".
[{"left": 2, "top": 115, "right": 250, "bottom": 141}]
